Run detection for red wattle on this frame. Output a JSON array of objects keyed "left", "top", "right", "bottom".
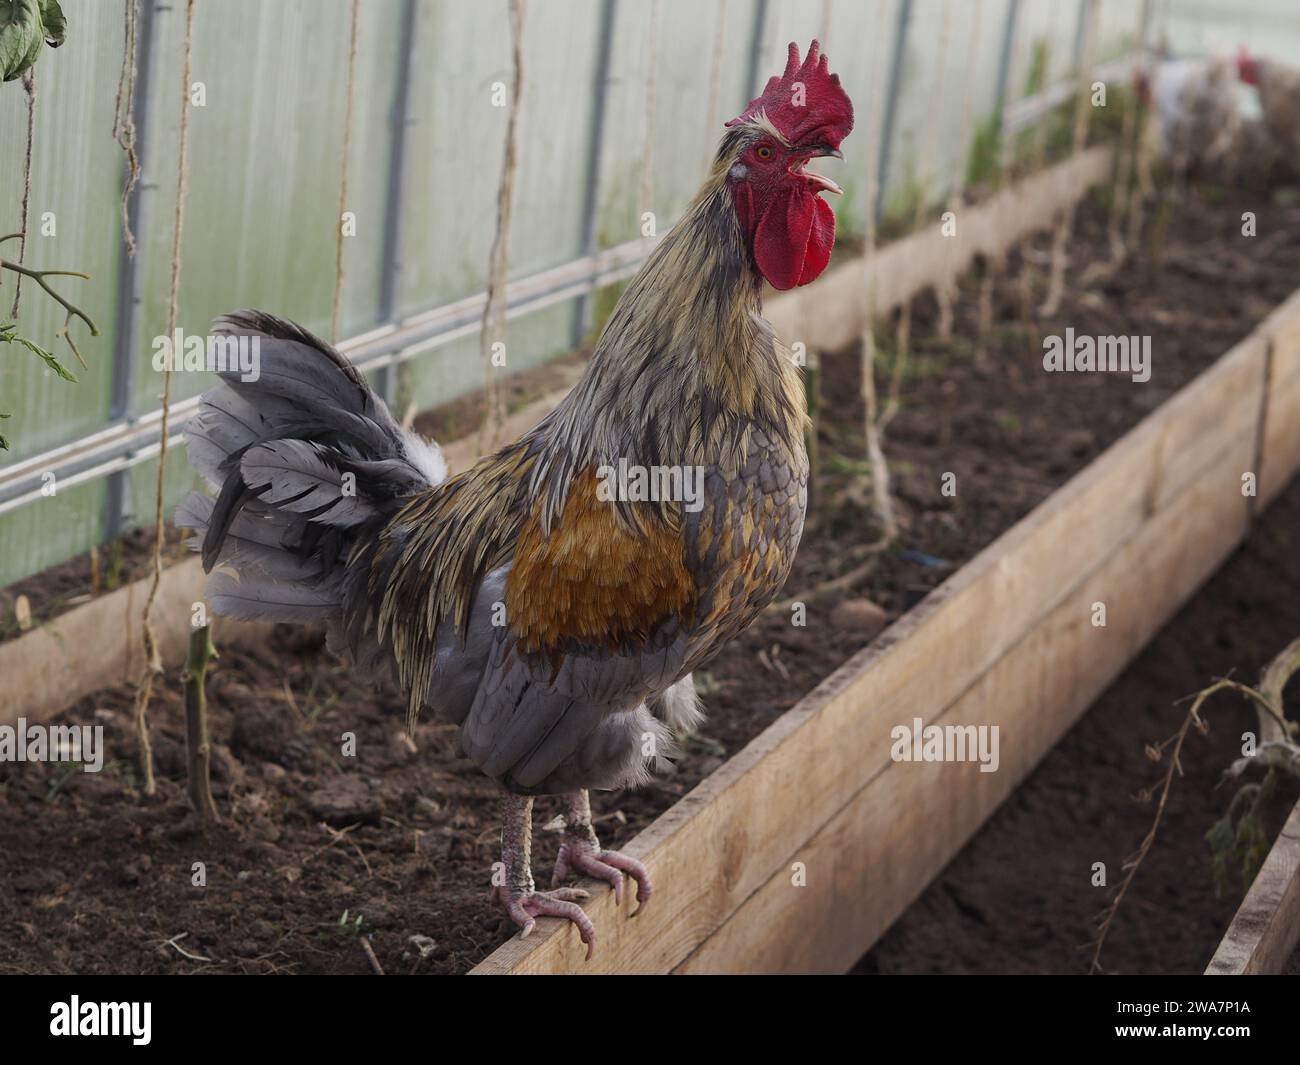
[
  {"left": 752, "top": 185, "right": 836, "bottom": 291},
  {"left": 799, "top": 195, "right": 835, "bottom": 286}
]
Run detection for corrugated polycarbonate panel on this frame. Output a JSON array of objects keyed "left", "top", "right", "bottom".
[{"left": 0, "top": 0, "right": 1158, "bottom": 591}]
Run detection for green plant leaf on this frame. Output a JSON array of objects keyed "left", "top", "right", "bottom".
[
  {"left": 38, "top": 0, "right": 64, "bottom": 47},
  {"left": 0, "top": 0, "right": 65, "bottom": 82},
  {"left": 0, "top": 323, "right": 77, "bottom": 381},
  {"left": 19, "top": 336, "right": 76, "bottom": 381}
]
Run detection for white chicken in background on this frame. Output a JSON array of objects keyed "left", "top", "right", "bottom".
[{"left": 1134, "top": 55, "right": 1242, "bottom": 176}]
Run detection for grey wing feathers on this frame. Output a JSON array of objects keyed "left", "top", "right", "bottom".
[
  {"left": 205, "top": 569, "right": 339, "bottom": 623},
  {"left": 176, "top": 310, "right": 446, "bottom": 630},
  {"left": 239, "top": 439, "right": 375, "bottom": 527}
]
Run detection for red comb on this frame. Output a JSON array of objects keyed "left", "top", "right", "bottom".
[{"left": 726, "top": 40, "right": 854, "bottom": 148}]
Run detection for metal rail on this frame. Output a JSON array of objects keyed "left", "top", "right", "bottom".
[{"left": 0, "top": 235, "right": 656, "bottom": 517}]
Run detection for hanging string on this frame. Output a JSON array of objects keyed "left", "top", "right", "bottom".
[
  {"left": 331, "top": 0, "right": 362, "bottom": 343},
  {"left": 1080, "top": 6, "right": 1145, "bottom": 286},
  {"left": 936, "top": 0, "right": 985, "bottom": 342},
  {"left": 639, "top": 0, "right": 660, "bottom": 229},
  {"left": 1126, "top": 0, "right": 1167, "bottom": 254},
  {"left": 704, "top": 0, "right": 728, "bottom": 155},
  {"left": 1016, "top": 0, "right": 1064, "bottom": 337},
  {"left": 9, "top": 69, "right": 37, "bottom": 320},
  {"left": 880, "top": 0, "right": 951, "bottom": 436},
  {"left": 976, "top": 0, "right": 1030, "bottom": 362},
  {"left": 112, "top": 0, "right": 142, "bottom": 259},
  {"left": 1038, "top": 0, "right": 1099, "bottom": 317},
  {"left": 860, "top": 0, "right": 897, "bottom": 545},
  {"left": 479, "top": 0, "right": 525, "bottom": 455},
  {"left": 800, "top": 0, "right": 836, "bottom": 516},
  {"left": 134, "top": 0, "right": 196, "bottom": 798}
]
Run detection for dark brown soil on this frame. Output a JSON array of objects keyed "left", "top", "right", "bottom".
[
  {"left": 856, "top": 482, "right": 1300, "bottom": 975},
  {"left": 3, "top": 183, "right": 1300, "bottom": 975}
]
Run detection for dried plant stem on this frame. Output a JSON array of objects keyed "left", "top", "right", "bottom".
[
  {"left": 479, "top": 0, "right": 525, "bottom": 456},
  {"left": 879, "top": 302, "right": 911, "bottom": 435},
  {"left": 1088, "top": 686, "right": 1207, "bottom": 974},
  {"left": 1079, "top": 86, "right": 1141, "bottom": 287},
  {"left": 703, "top": 0, "right": 727, "bottom": 154},
  {"left": 112, "top": 0, "right": 142, "bottom": 258},
  {"left": 1126, "top": 104, "right": 1157, "bottom": 253},
  {"left": 936, "top": 0, "right": 984, "bottom": 343},
  {"left": 859, "top": 0, "right": 895, "bottom": 543},
  {"left": 1039, "top": 0, "right": 1098, "bottom": 317},
  {"left": 639, "top": 0, "right": 659, "bottom": 227},
  {"left": 882, "top": 0, "right": 950, "bottom": 432},
  {"left": 8, "top": 69, "right": 37, "bottom": 319},
  {"left": 0, "top": 256, "right": 99, "bottom": 366},
  {"left": 1089, "top": 639, "right": 1300, "bottom": 973},
  {"left": 331, "top": 0, "right": 361, "bottom": 343},
  {"left": 133, "top": 0, "right": 196, "bottom": 798},
  {"left": 1016, "top": 0, "right": 1064, "bottom": 349},
  {"left": 861, "top": 326, "right": 896, "bottom": 543},
  {"left": 977, "top": 0, "right": 1031, "bottom": 363},
  {"left": 183, "top": 624, "right": 220, "bottom": 824}
]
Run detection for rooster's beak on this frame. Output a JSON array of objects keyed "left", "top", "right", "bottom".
[
  {"left": 804, "top": 170, "right": 844, "bottom": 195},
  {"left": 800, "top": 146, "right": 844, "bottom": 195}
]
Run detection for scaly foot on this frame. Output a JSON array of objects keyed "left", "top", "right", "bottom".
[
  {"left": 551, "top": 790, "right": 653, "bottom": 915},
  {"left": 491, "top": 883, "right": 595, "bottom": 958},
  {"left": 497, "top": 792, "right": 599, "bottom": 958}
]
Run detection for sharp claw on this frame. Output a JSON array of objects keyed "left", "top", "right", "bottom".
[{"left": 597, "top": 850, "right": 652, "bottom": 914}]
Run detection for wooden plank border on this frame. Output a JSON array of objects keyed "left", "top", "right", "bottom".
[
  {"left": 473, "top": 334, "right": 1271, "bottom": 975},
  {"left": 472, "top": 270, "right": 1300, "bottom": 975},
  {"left": 1207, "top": 799, "right": 1300, "bottom": 975}
]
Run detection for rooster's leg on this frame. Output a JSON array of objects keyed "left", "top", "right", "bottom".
[
  {"left": 551, "top": 789, "right": 652, "bottom": 914},
  {"left": 493, "top": 793, "right": 596, "bottom": 957}
]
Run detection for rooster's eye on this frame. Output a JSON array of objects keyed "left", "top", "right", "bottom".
[{"left": 756, "top": 145, "right": 773, "bottom": 160}]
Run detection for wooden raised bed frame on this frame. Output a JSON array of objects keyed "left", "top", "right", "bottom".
[
  {"left": 1207, "top": 798, "right": 1300, "bottom": 975},
  {"left": 6, "top": 146, "right": 1297, "bottom": 975}
]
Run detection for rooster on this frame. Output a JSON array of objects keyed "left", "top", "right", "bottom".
[
  {"left": 177, "top": 41, "right": 852, "bottom": 956},
  {"left": 1237, "top": 47, "right": 1300, "bottom": 164}
]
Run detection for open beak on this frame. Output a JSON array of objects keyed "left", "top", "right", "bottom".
[
  {"left": 794, "top": 148, "right": 844, "bottom": 195},
  {"left": 803, "top": 169, "right": 843, "bottom": 195}
]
